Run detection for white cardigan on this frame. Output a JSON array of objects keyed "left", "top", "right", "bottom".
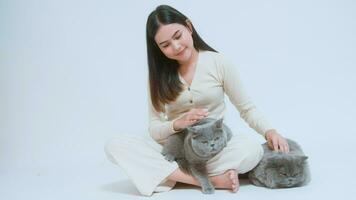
[{"left": 148, "top": 50, "right": 273, "bottom": 144}]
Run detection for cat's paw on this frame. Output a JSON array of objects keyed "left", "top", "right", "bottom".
[{"left": 202, "top": 186, "right": 215, "bottom": 194}]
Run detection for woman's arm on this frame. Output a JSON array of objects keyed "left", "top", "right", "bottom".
[
  {"left": 217, "top": 53, "right": 289, "bottom": 152},
  {"left": 147, "top": 87, "right": 179, "bottom": 143},
  {"left": 147, "top": 87, "right": 209, "bottom": 143},
  {"left": 217, "top": 53, "right": 274, "bottom": 138}
]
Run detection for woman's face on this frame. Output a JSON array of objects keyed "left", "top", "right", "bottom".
[{"left": 154, "top": 22, "right": 195, "bottom": 64}]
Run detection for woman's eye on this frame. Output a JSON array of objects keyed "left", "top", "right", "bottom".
[
  {"left": 175, "top": 34, "right": 182, "bottom": 39},
  {"left": 162, "top": 44, "right": 169, "bottom": 48}
]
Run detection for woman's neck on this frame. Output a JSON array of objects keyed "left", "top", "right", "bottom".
[{"left": 179, "top": 49, "right": 199, "bottom": 74}]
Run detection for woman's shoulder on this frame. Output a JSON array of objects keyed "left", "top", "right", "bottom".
[
  {"left": 199, "top": 50, "right": 227, "bottom": 63},
  {"left": 200, "top": 50, "right": 232, "bottom": 68},
  {"left": 200, "top": 50, "right": 222, "bottom": 57}
]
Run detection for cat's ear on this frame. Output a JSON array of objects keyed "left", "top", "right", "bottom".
[
  {"left": 188, "top": 128, "right": 199, "bottom": 139},
  {"left": 187, "top": 127, "right": 199, "bottom": 139},
  {"left": 215, "top": 118, "right": 223, "bottom": 129},
  {"left": 297, "top": 155, "right": 308, "bottom": 164},
  {"left": 301, "top": 156, "right": 308, "bottom": 161},
  {"left": 187, "top": 127, "right": 197, "bottom": 133}
]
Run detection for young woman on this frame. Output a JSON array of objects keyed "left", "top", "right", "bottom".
[{"left": 105, "top": 5, "right": 289, "bottom": 196}]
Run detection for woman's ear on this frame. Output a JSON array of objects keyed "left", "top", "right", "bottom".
[{"left": 185, "top": 19, "right": 193, "bottom": 34}]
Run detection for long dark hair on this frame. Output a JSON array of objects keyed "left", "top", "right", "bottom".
[{"left": 146, "top": 5, "right": 217, "bottom": 112}]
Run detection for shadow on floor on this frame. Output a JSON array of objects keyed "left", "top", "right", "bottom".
[
  {"left": 100, "top": 179, "right": 141, "bottom": 196},
  {"left": 100, "top": 178, "right": 252, "bottom": 196}
]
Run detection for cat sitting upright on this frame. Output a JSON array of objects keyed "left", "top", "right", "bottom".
[
  {"left": 161, "top": 118, "right": 232, "bottom": 194},
  {"left": 248, "top": 139, "right": 311, "bottom": 188}
]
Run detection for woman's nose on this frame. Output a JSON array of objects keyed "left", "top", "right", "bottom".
[{"left": 172, "top": 41, "right": 181, "bottom": 51}]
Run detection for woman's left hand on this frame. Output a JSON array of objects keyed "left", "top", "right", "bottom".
[{"left": 265, "top": 129, "right": 289, "bottom": 153}]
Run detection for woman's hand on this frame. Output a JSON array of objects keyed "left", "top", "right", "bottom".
[
  {"left": 265, "top": 129, "right": 289, "bottom": 153},
  {"left": 173, "top": 108, "right": 209, "bottom": 131}
]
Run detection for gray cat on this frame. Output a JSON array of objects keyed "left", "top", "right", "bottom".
[
  {"left": 248, "top": 139, "right": 311, "bottom": 188},
  {"left": 161, "top": 118, "right": 232, "bottom": 194}
]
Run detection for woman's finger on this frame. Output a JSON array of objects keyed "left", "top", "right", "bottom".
[
  {"left": 196, "top": 113, "right": 206, "bottom": 118},
  {"left": 279, "top": 142, "right": 286, "bottom": 153},
  {"left": 186, "top": 115, "right": 192, "bottom": 121},
  {"left": 191, "top": 108, "right": 209, "bottom": 116},
  {"left": 281, "top": 139, "right": 289, "bottom": 153},
  {"left": 267, "top": 136, "right": 273, "bottom": 150},
  {"left": 191, "top": 114, "right": 205, "bottom": 120},
  {"left": 190, "top": 119, "right": 198, "bottom": 124},
  {"left": 277, "top": 139, "right": 284, "bottom": 152},
  {"left": 187, "top": 115, "right": 197, "bottom": 123},
  {"left": 284, "top": 141, "right": 290, "bottom": 153},
  {"left": 272, "top": 138, "right": 279, "bottom": 152},
  {"left": 193, "top": 111, "right": 208, "bottom": 117}
]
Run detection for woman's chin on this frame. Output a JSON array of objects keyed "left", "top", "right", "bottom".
[{"left": 176, "top": 49, "right": 191, "bottom": 62}]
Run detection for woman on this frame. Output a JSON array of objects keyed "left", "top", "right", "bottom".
[{"left": 105, "top": 4, "right": 289, "bottom": 196}]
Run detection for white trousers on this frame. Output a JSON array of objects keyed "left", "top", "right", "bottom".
[{"left": 105, "top": 133, "right": 263, "bottom": 196}]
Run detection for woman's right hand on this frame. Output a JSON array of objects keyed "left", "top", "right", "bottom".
[{"left": 173, "top": 108, "right": 209, "bottom": 131}]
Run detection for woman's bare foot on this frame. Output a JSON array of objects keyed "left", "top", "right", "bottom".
[{"left": 210, "top": 169, "right": 239, "bottom": 192}]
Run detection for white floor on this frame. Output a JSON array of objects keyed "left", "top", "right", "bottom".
[{"left": 1, "top": 145, "right": 354, "bottom": 200}]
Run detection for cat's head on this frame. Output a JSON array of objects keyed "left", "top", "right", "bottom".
[
  {"left": 187, "top": 118, "right": 228, "bottom": 157},
  {"left": 262, "top": 154, "right": 309, "bottom": 188}
]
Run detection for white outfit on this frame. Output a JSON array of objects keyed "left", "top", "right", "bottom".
[{"left": 105, "top": 51, "right": 274, "bottom": 196}]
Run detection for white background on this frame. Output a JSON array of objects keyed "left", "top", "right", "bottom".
[{"left": 1, "top": 0, "right": 355, "bottom": 199}]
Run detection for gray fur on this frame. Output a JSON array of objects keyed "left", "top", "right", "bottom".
[
  {"left": 161, "top": 118, "right": 232, "bottom": 194},
  {"left": 248, "top": 139, "right": 311, "bottom": 188}
]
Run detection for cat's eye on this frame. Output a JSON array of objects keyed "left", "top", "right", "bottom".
[
  {"left": 279, "top": 173, "right": 287, "bottom": 176},
  {"left": 202, "top": 141, "right": 208, "bottom": 144},
  {"left": 214, "top": 137, "right": 220, "bottom": 141}
]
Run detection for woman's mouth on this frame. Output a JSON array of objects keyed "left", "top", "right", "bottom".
[{"left": 176, "top": 48, "right": 186, "bottom": 56}]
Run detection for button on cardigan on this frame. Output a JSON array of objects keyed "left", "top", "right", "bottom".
[{"left": 148, "top": 50, "right": 274, "bottom": 144}]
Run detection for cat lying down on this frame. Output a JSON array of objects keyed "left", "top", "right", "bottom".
[{"left": 248, "top": 139, "right": 311, "bottom": 188}]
